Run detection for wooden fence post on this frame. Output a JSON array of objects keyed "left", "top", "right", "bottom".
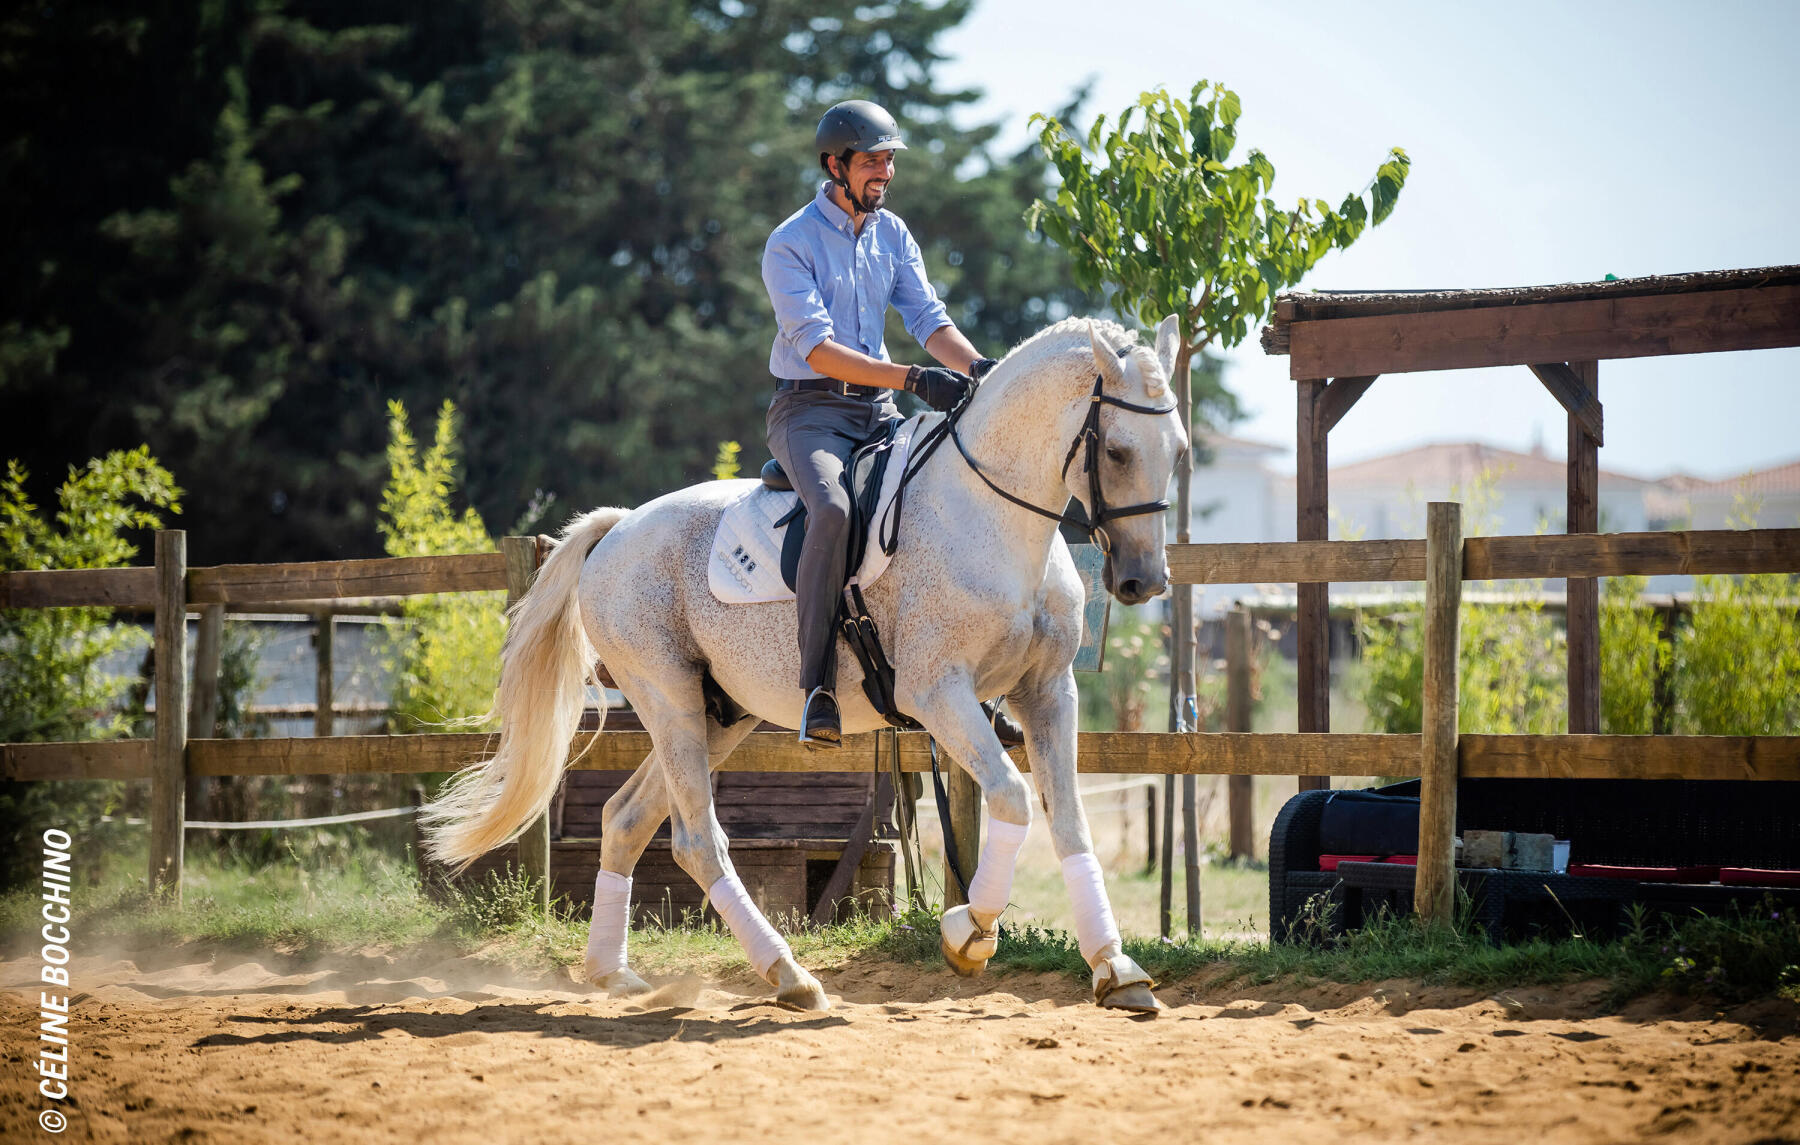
[
  {"left": 150, "top": 530, "right": 188, "bottom": 902},
  {"left": 1143, "top": 782, "right": 1157, "bottom": 875},
  {"left": 313, "top": 610, "right": 334, "bottom": 738},
  {"left": 1181, "top": 773, "right": 1200, "bottom": 936},
  {"left": 1416, "top": 502, "right": 1462, "bottom": 926},
  {"left": 1226, "top": 607, "right": 1255, "bottom": 859},
  {"left": 1158, "top": 774, "right": 1174, "bottom": 937},
  {"left": 502, "top": 536, "right": 553, "bottom": 913}
]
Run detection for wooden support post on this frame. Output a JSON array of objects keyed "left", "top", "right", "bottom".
[
  {"left": 313, "top": 611, "right": 334, "bottom": 738},
  {"left": 1416, "top": 502, "right": 1462, "bottom": 927},
  {"left": 1226, "top": 607, "right": 1255, "bottom": 859},
  {"left": 1181, "top": 773, "right": 1200, "bottom": 936},
  {"left": 1296, "top": 378, "right": 1331, "bottom": 791},
  {"left": 1566, "top": 361, "right": 1601, "bottom": 734},
  {"left": 944, "top": 765, "right": 981, "bottom": 909},
  {"left": 1144, "top": 782, "right": 1157, "bottom": 876},
  {"left": 150, "top": 530, "right": 188, "bottom": 902},
  {"left": 502, "top": 535, "right": 552, "bottom": 913},
  {"left": 1158, "top": 773, "right": 1174, "bottom": 937},
  {"left": 189, "top": 604, "right": 224, "bottom": 740}
]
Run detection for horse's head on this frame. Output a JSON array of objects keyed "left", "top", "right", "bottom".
[{"left": 1065, "top": 315, "right": 1187, "bottom": 606}]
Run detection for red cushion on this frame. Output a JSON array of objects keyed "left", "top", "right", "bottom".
[
  {"left": 1719, "top": 867, "right": 1800, "bottom": 887},
  {"left": 1384, "top": 854, "right": 1418, "bottom": 866},
  {"left": 1568, "top": 864, "right": 1719, "bottom": 883},
  {"left": 1318, "top": 854, "right": 1378, "bottom": 872}
]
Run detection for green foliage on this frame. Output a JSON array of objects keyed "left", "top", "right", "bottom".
[
  {"left": 1027, "top": 81, "right": 1408, "bottom": 432},
  {"left": 1600, "top": 575, "right": 1667, "bottom": 734},
  {"left": 1642, "top": 897, "right": 1800, "bottom": 1003},
  {"left": 1081, "top": 609, "right": 1169, "bottom": 731},
  {"left": 711, "top": 441, "right": 742, "bottom": 482},
  {"left": 1356, "top": 469, "right": 1562, "bottom": 735},
  {"left": 0, "top": 448, "right": 181, "bottom": 743},
  {"left": 1674, "top": 571, "right": 1800, "bottom": 734},
  {"left": 4, "top": 1, "right": 1097, "bottom": 564},
  {"left": 1, "top": 447, "right": 182, "bottom": 888},
  {"left": 378, "top": 400, "right": 503, "bottom": 731}
]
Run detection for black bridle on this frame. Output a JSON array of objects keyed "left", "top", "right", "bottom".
[{"left": 881, "top": 352, "right": 1179, "bottom": 557}]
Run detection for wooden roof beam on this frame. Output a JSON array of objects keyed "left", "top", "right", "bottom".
[{"left": 1286, "top": 283, "right": 1800, "bottom": 378}]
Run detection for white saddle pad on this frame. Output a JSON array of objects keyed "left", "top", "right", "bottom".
[{"left": 709, "top": 413, "right": 926, "bottom": 605}]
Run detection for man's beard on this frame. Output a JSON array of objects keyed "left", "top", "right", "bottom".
[{"left": 850, "top": 181, "right": 888, "bottom": 214}]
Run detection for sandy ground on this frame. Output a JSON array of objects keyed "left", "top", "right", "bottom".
[{"left": 3, "top": 948, "right": 1797, "bottom": 1144}]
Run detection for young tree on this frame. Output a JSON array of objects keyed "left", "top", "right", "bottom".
[{"left": 1025, "top": 80, "right": 1409, "bottom": 854}]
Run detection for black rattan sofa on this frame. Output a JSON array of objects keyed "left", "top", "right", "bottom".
[{"left": 1269, "top": 778, "right": 1800, "bottom": 943}]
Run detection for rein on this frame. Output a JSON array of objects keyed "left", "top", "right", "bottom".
[{"left": 884, "top": 351, "right": 1177, "bottom": 556}]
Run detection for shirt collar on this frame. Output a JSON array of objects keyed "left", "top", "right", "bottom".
[{"left": 811, "top": 180, "right": 871, "bottom": 237}]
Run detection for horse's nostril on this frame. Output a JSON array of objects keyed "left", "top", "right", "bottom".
[{"left": 1118, "top": 578, "right": 1143, "bottom": 600}]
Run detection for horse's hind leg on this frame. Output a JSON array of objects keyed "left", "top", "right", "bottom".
[
  {"left": 585, "top": 716, "right": 759, "bottom": 995},
  {"left": 636, "top": 682, "right": 830, "bottom": 1011}
]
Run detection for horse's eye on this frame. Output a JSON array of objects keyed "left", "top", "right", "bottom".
[{"left": 1105, "top": 445, "right": 1127, "bottom": 464}]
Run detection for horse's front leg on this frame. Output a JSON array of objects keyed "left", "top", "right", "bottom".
[
  {"left": 911, "top": 677, "right": 1036, "bottom": 977},
  {"left": 1011, "top": 669, "right": 1163, "bottom": 1013}
]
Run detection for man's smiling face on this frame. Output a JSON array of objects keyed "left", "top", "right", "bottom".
[{"left": 836, "top": 149, "right": 895, "bottom": 213}]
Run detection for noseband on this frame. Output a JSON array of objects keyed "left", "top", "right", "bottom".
[{"left": 947, "top": 365, "right": 1177, "bottom": 554}]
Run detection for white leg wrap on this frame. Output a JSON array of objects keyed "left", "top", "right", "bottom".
[
  {"left": 584, "top": 869, "right": 632, "bottom": 977},
  {"left": 966, "top": 815, "right": 1031, "bottom": 919},
  {"left": 707, "top": 871, "right": 791, "bottom": 979},
  {"left": 1060, "top": 851, "right": 1122, "bottom": 965}
]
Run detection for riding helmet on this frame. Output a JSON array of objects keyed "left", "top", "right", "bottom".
[{"left": 816, "top": 100, "right": 907, "bottom": 171}]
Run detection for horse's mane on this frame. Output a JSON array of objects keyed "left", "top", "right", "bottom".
[{"left": 998, "top": 316, "right": 1166, "bottom": 396}]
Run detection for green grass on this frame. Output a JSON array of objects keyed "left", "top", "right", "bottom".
[{"left": 6, "top": 836, "right": 1795, "bottom": 1007}]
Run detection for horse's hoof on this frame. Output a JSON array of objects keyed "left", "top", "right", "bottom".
[
  {"left": 1097, "top": 983, "right": 1164, "bottom": 1014},
  {"left": 940, "top": 905, "right": 997, "bottom": 977},
  {"left": 591, "top": 966, "right": 654, "bottom": 997},
  {"left": 771, "top": 958, "right": 830, "bottom": 1011},
  {"left": 1091, "top": 953, "right": 1162, "bottom": 1014}
]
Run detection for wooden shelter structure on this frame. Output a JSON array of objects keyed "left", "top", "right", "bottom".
[{"left": 1262, "top": 264, "right": 1800, "bottom": 784}]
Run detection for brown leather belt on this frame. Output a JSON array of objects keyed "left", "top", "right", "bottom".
[{"left": 774, "top": 376, "right": 887, "bottom": 399}]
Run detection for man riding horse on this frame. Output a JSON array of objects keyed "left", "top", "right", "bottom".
[{"left": 761, "top": 99, "right": 1020, "bottom": 749}]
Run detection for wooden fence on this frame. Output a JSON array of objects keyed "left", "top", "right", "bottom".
[{"left": 4, "top": 519, "right": 1799, "bottom": 923}]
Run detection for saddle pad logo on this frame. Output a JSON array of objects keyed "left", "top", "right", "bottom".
[{"left": 708, "top": 414, "right": 922, "bottom": 605}]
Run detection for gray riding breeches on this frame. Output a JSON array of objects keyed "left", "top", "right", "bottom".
[{"left": 765, "top": 388, "right": 904, "bottom": 693}]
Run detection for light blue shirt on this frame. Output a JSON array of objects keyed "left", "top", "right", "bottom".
[{"left": 762, "top": 181, "right": 951, "bottom": 379}]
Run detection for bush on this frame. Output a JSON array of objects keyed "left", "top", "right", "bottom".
[
  {"left": 1600, "top": 574, "right": 1667, "bottom": 734},
  {"left": 1, "top": 448, "right": 181, "bottom": 890},
  {"left": 378, "top": 400, "right": 504, "bottom": 731}
]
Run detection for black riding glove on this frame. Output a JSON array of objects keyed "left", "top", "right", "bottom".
[
  {"left": 969, "top": 357, "right": 999, "bottom": 381},
  {"left": 905, "top": 365, "right": 974, "bottom": 411}
]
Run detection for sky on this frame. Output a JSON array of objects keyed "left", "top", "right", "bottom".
[{"left": 931, "top": 0, "right": 1799, "bottom": 480}]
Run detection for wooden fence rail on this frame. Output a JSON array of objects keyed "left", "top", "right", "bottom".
[{"left": 4, "top": 518, "right": 1797, "bottom": 921}]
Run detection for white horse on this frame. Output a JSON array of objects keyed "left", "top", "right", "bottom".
[{"left": 423, "top": 314, "right": 1186, "bottom": 1013}]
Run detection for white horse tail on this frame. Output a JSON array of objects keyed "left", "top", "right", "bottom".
[{"left": 421, "top": 506, "right": 631, "bottom": 872}]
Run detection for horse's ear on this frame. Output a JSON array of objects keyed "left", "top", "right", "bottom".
[
  {"left": 1154, "top": 314, "right": 1181, "bottom": 385},
  {"left": 1088, "top": 321, "right": 1125, "bottom": 390}
]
